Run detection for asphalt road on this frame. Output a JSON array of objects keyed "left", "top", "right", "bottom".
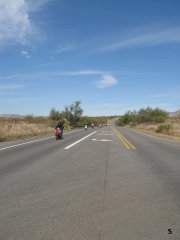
[{"left": 0, "top": 125, "right": 180, "bottom": 240}]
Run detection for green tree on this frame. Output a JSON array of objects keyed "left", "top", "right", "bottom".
[
  {"left": 138, "top": 107, "right": 152, "bottom": 123},
  {"left": 49, "top": 108, "right": 64, "bottom": 121},
  {"left": 63, "top": 100, "right": 83, "bottom": 127}
]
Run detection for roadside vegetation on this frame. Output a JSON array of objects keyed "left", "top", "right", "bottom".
[
  {"left": 0, "top": 100, "right": 109, "bottom": 142},
  {"left": 49, "top": 100, "right": 109, "bottom": 128},
  {"left": 116, "top": 107, "right": 180, "bottom": 140}
]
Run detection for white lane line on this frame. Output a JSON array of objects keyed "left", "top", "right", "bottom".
[
  {"left": 0, "top": 130, "right": 84, "bottom": 152},
  {"left": 92, "top": 139, "right": 113, "bottom": 142},
  {"left": 64, "top": 131, "right": 97, "bottom": 150},
  {"left": 0, "top": 136, "right": 54, "bottom": 152}
]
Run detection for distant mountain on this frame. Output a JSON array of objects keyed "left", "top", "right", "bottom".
[
  {"left": 0, "top": 114, "right": 22, "bottom": 118},
  {"left": 169, "top": 110, "right": 180, "bottom": 117}
]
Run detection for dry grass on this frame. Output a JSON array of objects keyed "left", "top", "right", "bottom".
[
  {"left": 0, "top": 117, "right": 55, "bottom": 142},
  {"left": 127, "top": 118, "right": 180, "bottom": 140},
  {"left": 128, "top": 118, "right": 180, "bottom": 140}
]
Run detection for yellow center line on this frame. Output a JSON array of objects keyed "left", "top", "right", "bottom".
[
  {"left": 117, "top": 134, "right": 131, "bottom": 149},
  {"left": 113, "top": 128, "right": 130, "bottom": 149},
  {"left": 113, "top": 127, "right": 136, "bottom": 150},
  {"left": 118, "top": 132, "right": 136, "bottom": 150}
]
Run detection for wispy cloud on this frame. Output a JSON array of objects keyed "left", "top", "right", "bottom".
[
  {"left": 0, "top": 84, "right": 24, "bottom": 96},
  {"left": 54, "top": 45, "right": 74, "bottom": 54},
  {"left": 101, "top": 27, "right": 180, "bottom": 52},
  {"left": 0, "top": 0, "right": 51, "bottom": 47},
  {"left": 58, "top": 70, "right": 106, "bottom": 76},
  {"left": 96, "top": 74, "right": 118, "bottom": 89},
  {"left": 148, "top": 94, "right": 173, "bottom": 98},
  {"left": 0, "top": 84, "right": 24, "bottom": 91},
  {"left": 21, "top": 50, "right": 30, "bottom": 59},
  {"left": 148, "top": 90, "right": 180, "bottom": 98},
  {"left": 0, "top": 70, "right": 107, "bottom": 81},
  {"left": 0, "top": 97, "right": 45, "bottom": 104}
]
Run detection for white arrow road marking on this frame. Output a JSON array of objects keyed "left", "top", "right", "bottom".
[
  {"left": 92, "top": 139, "right": 113, "bottom": 142},
  {"left": 64, "top": 131, "right": 97, "bottom": 149}
]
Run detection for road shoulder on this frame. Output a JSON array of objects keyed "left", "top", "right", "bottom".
[
  {"left": 124, "top": 126, "right": 180, "bottom": 142},
  {"left": 0, "top": 129, "right": 84, "bottom": 149}
]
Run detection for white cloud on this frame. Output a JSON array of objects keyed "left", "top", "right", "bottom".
[
  {"left": 0, "top": 0, "right": 50, "bottom": 47},
  {"left": 102, "top": 28, "right": 180, "bottom": 52},
  {"left": 21, "top": 50, "right": 30, "bottom": 58},
  {"left": 96, "top": 74, "right": 118, "bottom": 89}
]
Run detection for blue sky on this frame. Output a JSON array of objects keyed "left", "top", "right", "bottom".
[{"left": 0, "top": 0, "right": 180, "bottom": 116}]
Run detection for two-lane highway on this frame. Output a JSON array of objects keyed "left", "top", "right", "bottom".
[{"left": 0, "top": 125, "right": 180, "bottom": 240}]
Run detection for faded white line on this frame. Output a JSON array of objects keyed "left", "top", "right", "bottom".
[
  {"left": 0, "top": 130, "right": 84, "bottom": 152},
  {"left": 64, "top": 131, "right": 97, "bottom": 149},
  {"left": 99, "top": 133, "right": 114, "bottom": 136}
]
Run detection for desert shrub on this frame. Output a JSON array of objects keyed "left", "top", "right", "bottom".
[
  {"left": 129, "top": 121, "right": 137, "bottom": 128},
  {"left": 25, "top": 115, "right": 50, "bottom": 124},
  {"left": 149, "top": 108, "right": 168, "bottom": 123},
  {"left": 25, "top": 114, "right": 34, "bottom": 123},
  {"left": 156, "top": 124, "right": 173, "bottom": 134},
  {"left": 138, "top": 107, "right": 168, "bottom": 123}
]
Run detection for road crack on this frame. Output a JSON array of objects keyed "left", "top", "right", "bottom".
[{"left": 99, "top": 141, "right": 110, "bottom": 240}]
